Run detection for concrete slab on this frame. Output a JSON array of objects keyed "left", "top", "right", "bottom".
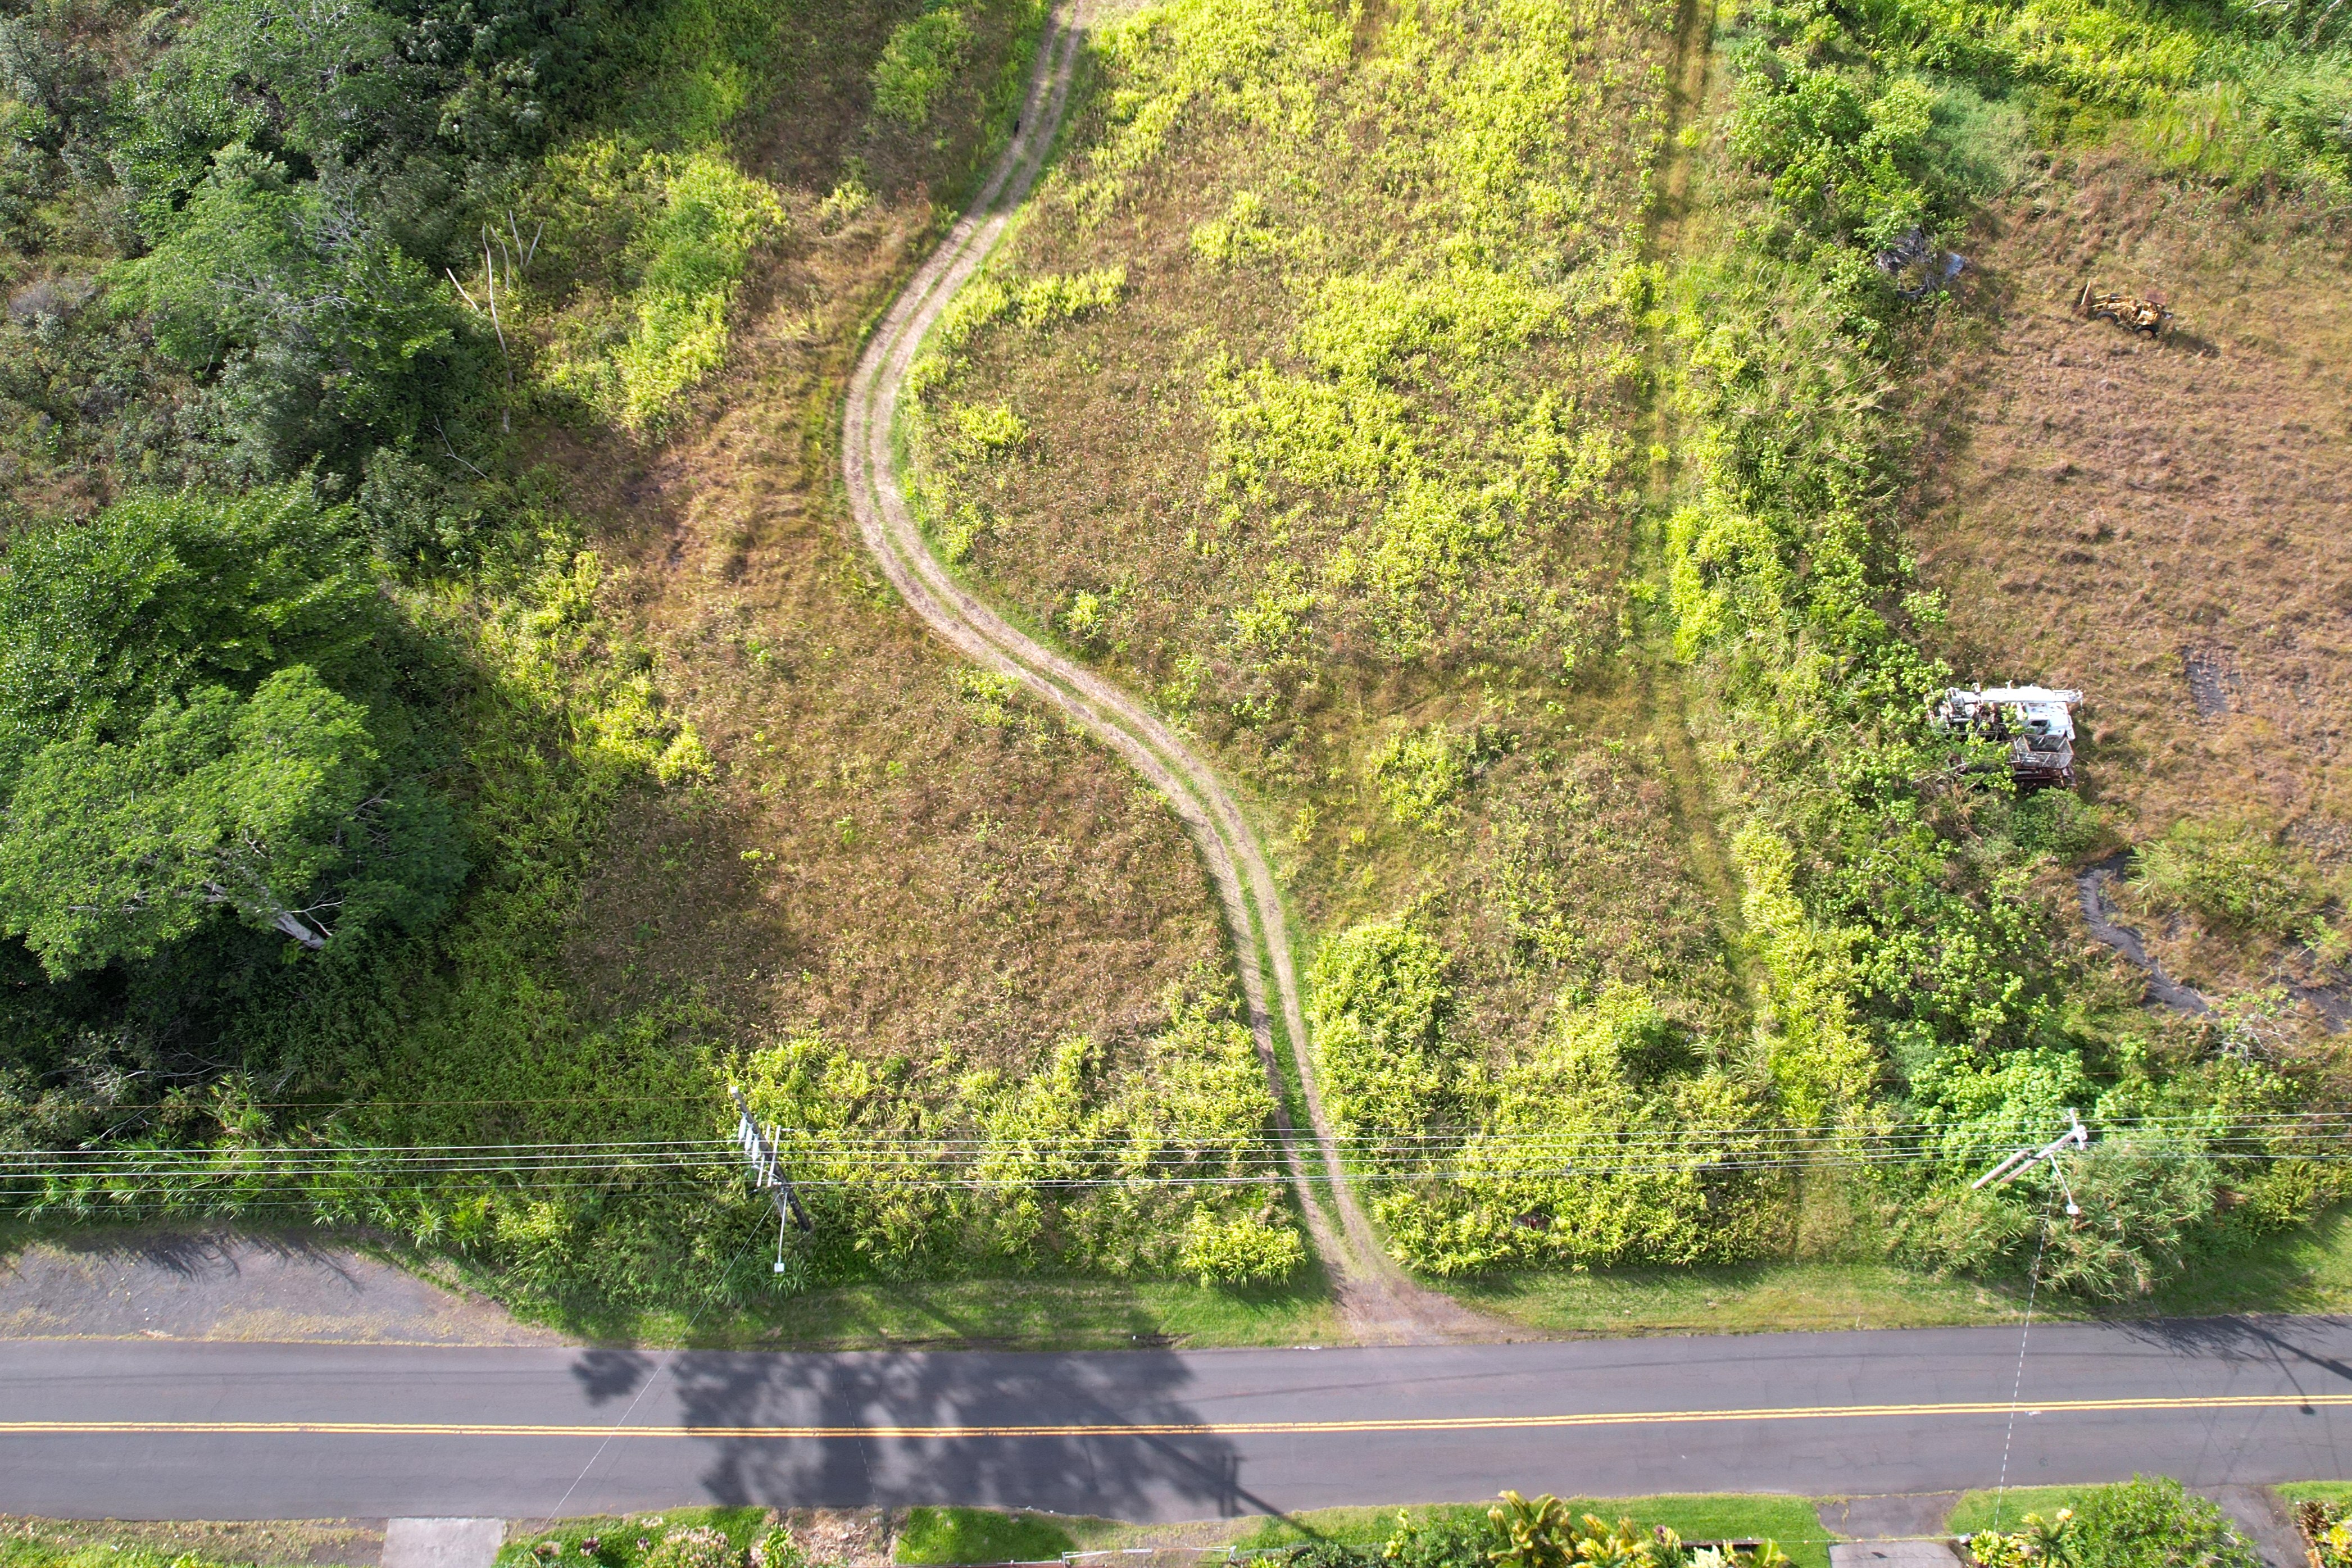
[
  {"left": 382, "top": 1519, "right": 506, "bottom": 1568},
  {"left": 1830, "top": 1543, "right": 1964, "bottom": 1568},
  {"left": 2212, "top": 1485, "right": 2305, "bottom": 1568}
]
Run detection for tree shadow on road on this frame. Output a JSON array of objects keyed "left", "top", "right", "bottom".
[
  {"left": 2106, "top": 1314, "right": 2352, "bottom": 1398},
  {"left": 570, "top": 1346, "right": 1272, "bottom": 1519}
]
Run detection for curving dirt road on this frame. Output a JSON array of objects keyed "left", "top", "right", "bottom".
[{"left": 838, "top": 0, "right": 1481, "bottom": 1344}]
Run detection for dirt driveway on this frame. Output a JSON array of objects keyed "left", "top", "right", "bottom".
[{"left": 0, "top": 1229, "right": 565, "bottom": 1345}]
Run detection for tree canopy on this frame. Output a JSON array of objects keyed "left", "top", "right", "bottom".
[{"left": 0, "top": 489, "right": 464, "bottom": 976}]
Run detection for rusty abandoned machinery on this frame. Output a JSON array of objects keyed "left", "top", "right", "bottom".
[
  {"left": 1932, "top": 685, "right": 2085, "bottom": 789},
  {"left": 2078, "top": 281, "right": 2171, "bottom": 337}
]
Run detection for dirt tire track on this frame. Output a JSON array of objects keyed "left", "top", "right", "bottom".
[
  {"left": 841, "top": 0, "right": 1488, "bottom": 1344},
  {"left": 1632, "top": 0, "right": 1749, "bottom": 1015}
]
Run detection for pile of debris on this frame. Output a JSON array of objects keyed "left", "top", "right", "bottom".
[
  {"left": 2077, "top": 282, "right": 2171, "bottom": 336},
  {"left": 1931, "top": 684, "right": 2085, "bottom": 788},
  {"left": 1876, "top": 228, "right": 1967, "bottom": 301}
]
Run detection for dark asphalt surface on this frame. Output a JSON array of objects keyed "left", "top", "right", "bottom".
[{"left": 4, "top": 1317, "right": 2350, "bottom": 1521}]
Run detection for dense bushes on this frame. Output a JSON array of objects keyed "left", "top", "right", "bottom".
[
  {"left": 2131, "top": 816, "right": 2322, "bottom": 938},
  {"left": 1967, "top": 1479, "right": 2261, "bottom": 1568},
  {"left": 533, "top": 142, "right": 786, "bottom": 432},
  {"left": 1309, "top": 920, "right": 1466, "bottom": 1147},
  {"left": 0, "top": 0, "right": 1294, "bottom": 1321},
  {"left": 730, "top": 997, "right": 1302, "bottom": 1287},
  {"left": 1311, "top": 918, "right": 1777, "bottom": 1276}
]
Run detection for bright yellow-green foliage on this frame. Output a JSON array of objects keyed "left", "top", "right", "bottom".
[
  {"left": 1178, "top": 1206, "right": 1309, "bottom": 1284},
  {"left": 739, "top": 997, "right": 1300, "bottom": 1278},
  {"left": 1376, "top": 985, "right": 1778, "bottom": 1275},
  {"left": 916, "top": 0, "right": 1665, "bottom": 689},
  {"left": 873, "top": 2, "right": 976, "bottom": 125},
  {"left": 536, "top": 142, "right": 786, "bottom": 433},
  {"left": 466, "top": 546, "right": 712, "bottom": 788},
  {"left": 1308, "top": 917, "right": 1466, "bottom": 1146},
  {"left": 1188, "top": 189, "right": 1288, "bottom": 266},
  {"left": 911, "top": 265, "right": 1127, "bottom": 397},
  {"left": 951, "top": 401, "right": 1029, "bottom": 451},
  {"left": 1370, "top": 725, "right": 1476, "bottom": 830},
  {"left": 1731, "top": 824, "right": 1873, "bottom": 1127},
  {"left": 1012, "top": 264, "right": 1127, "bottom": 325}
]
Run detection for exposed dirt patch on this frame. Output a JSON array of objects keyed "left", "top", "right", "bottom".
[{"left": 1910, "top": 153, "right": 2352, "bottom": 994}]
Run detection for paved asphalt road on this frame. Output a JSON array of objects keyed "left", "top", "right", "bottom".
[{"left": 4, "top": 1317, "right": 2350, "bottom": 1522}]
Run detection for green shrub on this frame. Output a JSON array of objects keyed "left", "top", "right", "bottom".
[
  {"left": 2068, "top": 1478, "right": 2260, "bottom": 1568},
  {"left": 1176, "top": 1206, "right": 1306, "bottom": 1284},
  {"left": 645, "top": 1529, "right": 738, "bottom": 1568},
  {"left": 1726, "top": 63, "right": 1934, "bottom": 248},
  {"left": 1896, "top": 1140, "right": 2219, "bottom": 1298},
  {"left": 2036, "top": 1141, "right": 2218, "bottom": 1301},
  {"left": 1375, "top": 988, "right": 1774, "bottom": 1275},
  {"left": 1379, "top": 1511, "right": 1497, "bottom": 1568},
  {"left": 1013, "top": 266, "right": 1125, "bottom": 326},
  {"left": 1370, "top": 725, "right": 1475, "bottom": 829},
  {"left": 538, "top": 143, "right": 786, "bottom": 433},
  {"left": 2010, "top": 790, "right": 2105, "bottom": 860},
  {"left": 951, "top": 401, "right": 1029, "bottom": 452},
  {"left": 871, "top": 2, "right": 975, "bottom": 126},
  {"left": 752, "top": 1529, "right": 805, "bottom": 1568},
  {"left": 1307, "top": 919, "right": 1465, "bottom": 1143},
  {"left": 2132, "top": 817, "right": 2318, "bottom": 935}
]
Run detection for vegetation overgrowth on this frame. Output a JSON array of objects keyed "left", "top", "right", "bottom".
[
  {"left": 1223, "top": 1493, "right": 1819, "bottom": 1568},
  {"left": 0, "top": 0, "right": 1299, "bottom": 1324},
  {"left": 1656, "top": 0, "right": 2352, "bottom": 1292},
  {"left": 904, "top": 0, "right": 2352, "bottom": 1306},
  {"left": 1957, "top": 1478, "right": 2260, "bottom": 1568},
  {"left": 4, "top": 0, "right": 2351, "bottom": 1333}
]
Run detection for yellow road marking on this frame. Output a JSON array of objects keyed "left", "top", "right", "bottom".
[{"left": 0, "top": 1393, "right": 2339, "bottom": 1440}]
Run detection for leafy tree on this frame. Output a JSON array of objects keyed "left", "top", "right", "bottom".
[
  {"left": 0, "top": 486, "right": 379, "bottom": 793},
  {"left": 0, "top": 486, "right": 466, "bottom": 976},
  {"left": 113, "top": 0, "right": 419, "bottom": 220},
  {"left": 106, "top": 147, "right": 469, "bottom": 476},
  {"left": 2, "top": 667, "right": 402, "bottom": 973}
]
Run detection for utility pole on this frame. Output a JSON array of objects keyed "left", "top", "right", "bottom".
[
  {"left": 1972, "top": 1108, "right": 2090, "bottom": 1216},
  {"left": 729, "top": 1085, "right": 814, "bottom": 1272}
]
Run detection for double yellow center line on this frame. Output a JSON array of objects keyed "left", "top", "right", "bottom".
[{"left": 0, "top": 1392, "right": 2337, "bottom": 1440}]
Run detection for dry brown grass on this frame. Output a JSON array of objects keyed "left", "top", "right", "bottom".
[
  {"left": 533, "top": 6, "right": 1225, "bottom": 1074},
  {"left": 1910, "top": 150, "right": 2352, "bottom": 994}
]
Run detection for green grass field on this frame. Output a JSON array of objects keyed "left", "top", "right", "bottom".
[
  {"left": 896, "top": 1510, "right": 1080, "bottom": 1565},
  {"left": 496, "top": 1267, "right": 1349, "bottom": 1349},
  {"left": 1945, "top": 1488, "right": 2104, "bottom": 1536},
  {"left": 1434, "top": 1203, "right": 2352, "bottom": 1343}
]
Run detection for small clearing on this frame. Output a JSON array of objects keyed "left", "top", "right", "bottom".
[{"left": 1913, "top": 151, "right": 2352, "bottom": 996}]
